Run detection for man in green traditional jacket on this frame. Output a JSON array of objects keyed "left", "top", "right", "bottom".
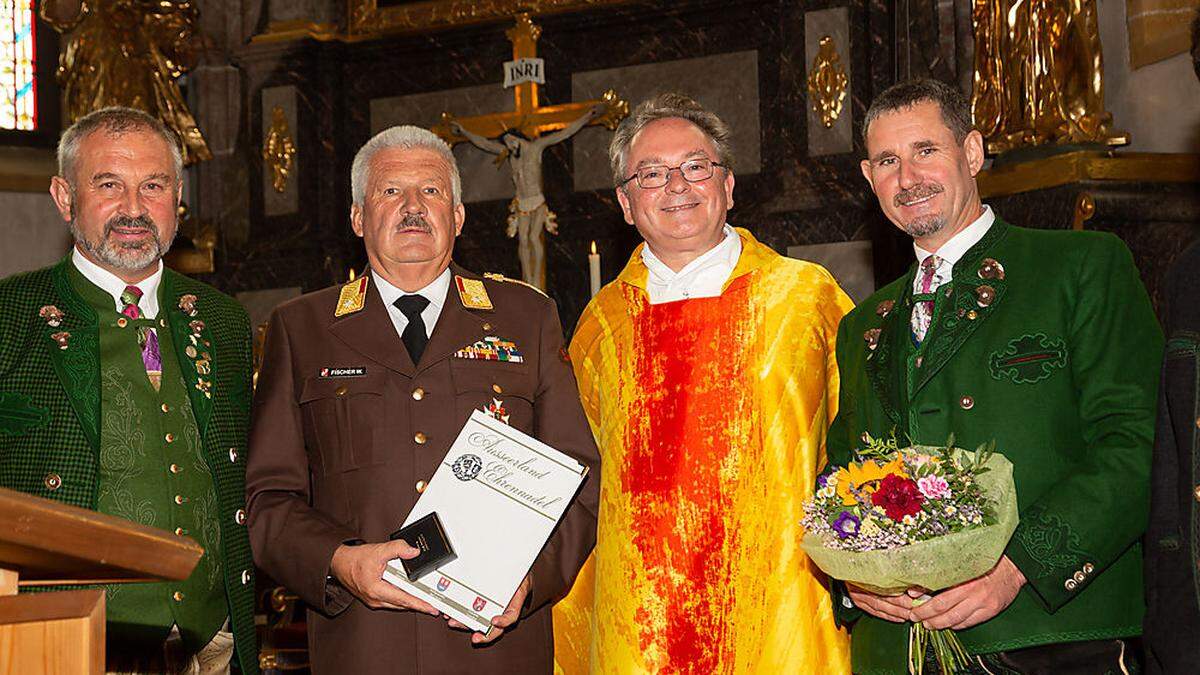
[
  {"left": 826, "top": 79, "right": 1162, "bottom": 673},
  {"left": 0, "top": 107, "right": 257, "bottom": 674}
]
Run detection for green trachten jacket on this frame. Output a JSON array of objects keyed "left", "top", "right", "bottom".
[
  {"left": 827, "top": 219, "right": 1162, "bottom": 674},
  {"left": 0, "top": 256, "right": 258, "bottom": 674}
]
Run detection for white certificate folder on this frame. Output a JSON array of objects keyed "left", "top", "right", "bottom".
[{"left": 383, "top": 410, "right": 589, "bottom": 633}]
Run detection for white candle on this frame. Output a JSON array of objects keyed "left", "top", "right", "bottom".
[{"left": 589, "top": 241, "right": 601, "bottom": 297}]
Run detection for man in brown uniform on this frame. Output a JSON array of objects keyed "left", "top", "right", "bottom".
[{"left": 245, "top": 125, "right": 600, "bottom": 673}]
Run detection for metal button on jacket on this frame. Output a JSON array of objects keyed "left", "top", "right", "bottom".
[
  {"left": 959, "top": 396, "right": 975, "bottom": 410},
  {"left": 412, "top": 387, "right": 425, "bottom": 401},
  {"left": 235, "top": 509, "right": 247, "bottom": 525},
  {"left": 44, "top": 473, "right": 62, "bottom": 490},
  {"left": 414, "top": 432, "right": 427, "bottom": 444},
  {"left": 415, "top": 480, "right": 427, "bottom": 494}
]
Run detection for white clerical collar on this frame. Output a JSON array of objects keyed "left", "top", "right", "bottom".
[
  {"left": 914, "top": 204, "right": 995, "bottom": 267},
  {"left": 372, "top": 267, "right": 452, "bottom": 315},
  {"left": 71, "top": 247, "right": 164, "bottom": 318},
  {"left": 641, "top": 224, "right": 741, "bottom": 284}
]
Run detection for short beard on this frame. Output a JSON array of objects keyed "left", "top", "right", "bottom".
[
  {"left": 71, "top": 213, "right": 174, "bottom": 272},
  {"left": 894, "top": 183, "right": 946, "bottom": 239},
  {"left": 901, "top": 214, "right": 947, "bottom": 239}
]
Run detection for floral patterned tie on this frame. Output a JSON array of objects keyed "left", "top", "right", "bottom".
[
  {"left": 910, "top": 255, "right": 943, "bottom": 345},
  {"left": 121, "top": 285, "right": 162, "bottom": 391}
]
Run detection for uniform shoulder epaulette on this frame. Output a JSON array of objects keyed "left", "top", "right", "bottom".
[
  {"left": 335, "top": 276, "right": 370, "bottom": 317},
  {"left": 483, "top": 272, "right": 548, "bottom": 298}
]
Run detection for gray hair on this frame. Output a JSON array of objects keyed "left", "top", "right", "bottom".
[
  {"left": 57, "top": 107, "right": 184, "bottom": 184},
  {"left": 351, "top": 125, "right": 462, "bottom": 206},
  {"left": 862, "top": 78, "right": 974, "bottom": 144},
  {"left": 608, "top": 93, "right": 734, "bottom": 189}
]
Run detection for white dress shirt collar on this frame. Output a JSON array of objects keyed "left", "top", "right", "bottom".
[
  {"left": 372, "top": 267, "right": 452, "bottom": 339},
  {"left": 71, "top": 247, "right": 164, "bottom": 318},
  {"left": 913, "top": 204, "right": 995, "bottom": 268},
  {"left": 641, "top": 224, "right": 741, "bottom": 305}
]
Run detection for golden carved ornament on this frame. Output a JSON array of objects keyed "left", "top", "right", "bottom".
[
  {"left": 807, "top": 36, "right": 848, "bottom": 129},
  {"left": 971, "top": 0, "right": 1128, "bottom": 155},
  {"left": 40, "top": 0, "right": 212, "bottom": 165},
  {"left": 263, "top": 106, "right": 297, "bottom": 194},
  {"left": 344, "top": 0, "right": 636, "bottom": 39}
]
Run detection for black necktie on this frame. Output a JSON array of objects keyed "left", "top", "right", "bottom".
[{"left": 394, "top": 295, "right": 430, "bottom": 364}]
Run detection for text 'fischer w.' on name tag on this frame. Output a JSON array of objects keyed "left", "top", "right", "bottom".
[{"left": 319, "top": 366, "right": 366, "bottom": 378}]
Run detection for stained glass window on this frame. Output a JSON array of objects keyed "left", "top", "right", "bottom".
[{"left": 0, "top": 1, "right": 36, "bottom": 131}]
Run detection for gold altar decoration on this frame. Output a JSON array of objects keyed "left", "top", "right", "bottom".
[
  {"left": 1126, "top": 0, "right": 1200, "bottom": 69},
  {"left": 164, "top": 204, "right": 216, "bottom": 275},
  {"left": 254, "top": 0, "right": 637, "bottom": 43},
  {"left": 431, "top": 14, "right": 628, "bottom": 144},
  {"left": 807, "top": 35, "right": 848, "bottom": 129},
  {"left": 263, "top": 106, "right": 297, "bottom": 194},
  {"left": 971, "top": 0, "right": 1128, "bottom": 155},
  {"left": 976, "top": 151, "right": 1200, "bottom": 197},
  {"left": 40, "top": 0, "right": 212, "bottom": 165}
]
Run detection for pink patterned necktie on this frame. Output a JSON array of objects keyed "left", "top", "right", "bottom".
[
  {"left": 121, "top": 285, "right": 163, "bottom": 391},
  {"left": 911, "top": 255, "right": 942, "bottom": 345}
]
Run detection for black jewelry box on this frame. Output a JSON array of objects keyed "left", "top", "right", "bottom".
[{"left": 389, "top": 511, "right": 457, "bottom": 582}]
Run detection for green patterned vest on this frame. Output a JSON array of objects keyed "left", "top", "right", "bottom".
[{"left": 68, "top": 266, "right": 226, "bottom": 651}]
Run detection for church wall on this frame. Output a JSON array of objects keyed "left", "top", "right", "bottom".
[
  {"left": 1098, "top": 0, "right": 1200, "bottom": 154},
  {"left": 221, "top": 0, "right": 901, "bottom": 334},
  {"left": 0, "top": 190, "right": 70, "bottom": 278}
]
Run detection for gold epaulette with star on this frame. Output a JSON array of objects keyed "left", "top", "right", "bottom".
[
  {"left": 335, "top": 276, "right": 370, "bottom": 317},
  {"left": 483, "top": 272, "right": 549, "bottom": 298}
]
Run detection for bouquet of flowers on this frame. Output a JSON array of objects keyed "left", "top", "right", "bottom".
[{"left": 801, "top": 435, "right": 1018, "bottom": 675}]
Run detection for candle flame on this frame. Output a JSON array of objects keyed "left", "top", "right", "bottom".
[{"left": 590, "top": 241, "right": 597, "bottom": 255}]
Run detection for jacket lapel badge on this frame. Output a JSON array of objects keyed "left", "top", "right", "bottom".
[
  {"left": 335, "top": 277, "right": 370, "bottom": 317},
  {"left": 455, "top": 275, "right": 493, "bottom": 311}
]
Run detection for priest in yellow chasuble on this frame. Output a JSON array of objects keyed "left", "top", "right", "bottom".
[{"left": 553, "top": 94, "right": 852, "bottom": 674}]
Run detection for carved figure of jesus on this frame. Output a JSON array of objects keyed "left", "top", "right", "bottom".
[{"left": 451, "top": 103, "right": 604, "bottom": 290}]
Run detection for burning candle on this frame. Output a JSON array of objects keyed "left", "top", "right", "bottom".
[{"left": 589, "top": 241, "right": 601, "bottom": 297}]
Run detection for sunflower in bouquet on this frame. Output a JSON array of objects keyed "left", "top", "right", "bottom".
[{"left": 801, "top": 435, "right": 1018, "bottom": 675}]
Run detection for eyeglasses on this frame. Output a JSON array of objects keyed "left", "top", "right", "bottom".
[{"left": 620, "top": 157, "right": 726, "bottom": 190}]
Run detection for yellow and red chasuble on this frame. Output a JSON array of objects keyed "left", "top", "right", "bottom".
[{"left": 554, "top": 229, "right": 853, "bottom": 674}]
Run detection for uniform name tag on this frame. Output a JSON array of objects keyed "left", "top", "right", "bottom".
[{"left": 319, "top": 367, "right": 367, "bottom": 378}]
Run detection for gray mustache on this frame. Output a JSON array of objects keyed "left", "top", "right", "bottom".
[
  {"left": 895, "top": 183, "right": 944, "bottom": 207},
  {"left": 397, "top": 213, "right": 432, "bottom": 232},
  {"left": 105, "top": 214, "right": 156, "bottom": 235}
]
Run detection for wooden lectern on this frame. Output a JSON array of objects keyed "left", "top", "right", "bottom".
[{"left": 0, "top": 487, "right": 203, "bottom": 674}]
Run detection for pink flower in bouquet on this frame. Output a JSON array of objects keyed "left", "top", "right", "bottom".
[
  {"left": 872, "top": 473, "right": 925, "bottom": 521},
  {"left": 917, "top": 474, "right": 951, "bottom": 500}
]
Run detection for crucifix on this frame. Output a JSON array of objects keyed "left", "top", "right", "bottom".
[{"left": 432, "top": 13, "right": 629, "bottom": 291}]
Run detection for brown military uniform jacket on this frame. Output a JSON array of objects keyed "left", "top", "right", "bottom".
[{"left": 245, "top": 263, "right": 600, "bottom": 674}]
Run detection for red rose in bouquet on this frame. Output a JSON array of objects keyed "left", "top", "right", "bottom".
[{"left": 871, "top": 473, "right": 925, "bottom": 521}]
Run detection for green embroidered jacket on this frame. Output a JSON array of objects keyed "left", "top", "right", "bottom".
[
  {"left": 0, "top": 256, "right": 258, "bottom": 674},
  {"left": 827, "top": 219, "right": 1163, "bottom": 674}
]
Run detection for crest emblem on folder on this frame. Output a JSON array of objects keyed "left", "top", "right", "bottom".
[{"left": 472, "top": 596, "right": 487, "bottom": 612}]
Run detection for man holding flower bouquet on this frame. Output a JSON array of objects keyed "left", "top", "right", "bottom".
[{"left": 826, "top": 78, "right": 1163, "bottom": 673}]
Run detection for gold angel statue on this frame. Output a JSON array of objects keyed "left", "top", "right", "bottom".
[
  {"left": 971, "top": 0, "right": 1127, "bottom": 154},
  {"left": 40, "top": 0, "right": 212, "bottom": 165}
]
